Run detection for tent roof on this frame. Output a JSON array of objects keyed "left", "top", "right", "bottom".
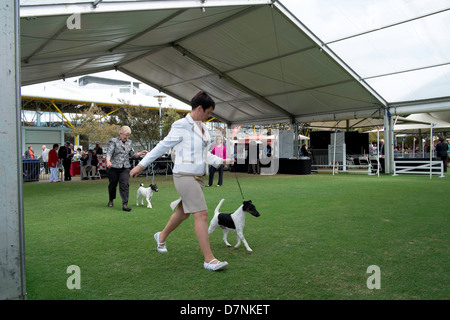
[
  {"left": 392, "top": 113, "right": 450, "bottom": 134},
  {"left": 283, "top": 0, "right": 450, "bottom": 103},
  {"left": 306, "top": 116, "right": 429, "bottom": 131},
  {"left": 365, "top": 113, "right": 450, "bottom": 134},
  {"left": 19, "top": 1, "right": 450, "bottom": 125}
]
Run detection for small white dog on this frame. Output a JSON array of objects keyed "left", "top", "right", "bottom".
[
  {"left": 136, "top": 183, "right": 158, "bottom": 208},
  {"left": 208, "top": 198, "right": 260, "bottom": 252}
]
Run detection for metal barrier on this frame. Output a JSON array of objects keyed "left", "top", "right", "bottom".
[
  {"left": 393, "top": 160, "right": 445, "bottom": 178},
  {"left": 23, "top": 159, "right": 40, "bottom": 182},
  {"left": 129, "top": 158, "right": 173, "bottom": 179},
  {"left": 311, "top": 163, "right": 373, "bottom": 175}
]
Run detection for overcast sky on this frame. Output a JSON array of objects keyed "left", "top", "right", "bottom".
[{"left": 280, "top": 0, "right": 450, "bottom": 102}]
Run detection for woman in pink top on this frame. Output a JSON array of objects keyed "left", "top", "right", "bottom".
[{"left": 208, "top": 136, "right": 226, "bottom": 187}]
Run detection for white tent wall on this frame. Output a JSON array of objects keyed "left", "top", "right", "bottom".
[{"left": 0, "top": 0, "right": 26, "bottom": 300}]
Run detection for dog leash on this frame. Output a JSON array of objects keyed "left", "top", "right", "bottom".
[{"left": 234, "top": 169, "right": 245, "bottom": 200}]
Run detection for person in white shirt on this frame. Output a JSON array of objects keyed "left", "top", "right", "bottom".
[
  {"left": 41, "top": 145, "right": 50, "bottom": 174},
  {"left": 130, "top": 91, "right": 233, "bottom": 271}
]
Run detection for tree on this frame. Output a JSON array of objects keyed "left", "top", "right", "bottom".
[
  {"left": 70, "top": 105, "right": 119, "bottom": 147},
  {"left": 71, "top": 102, "right": 183, "bottom": 151},
  {"left": 162, "top": 107, "right": 181, "bottom": 137},
  {"left": 111, "top": 101, "right": 183, "bottom": 149},
  {"left": 110, "top": 105, "right": 160, "bottom": 149}
]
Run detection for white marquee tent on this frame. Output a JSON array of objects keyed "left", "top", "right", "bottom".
[
  {"left": 19, "top": 0, "right": 450, "bottom": 126},
  {"left": 20, "top": 0, "right": 385, "bottom": 126},
  {"left": 2, "top": 0, "right": 450, "bottom": 299}
]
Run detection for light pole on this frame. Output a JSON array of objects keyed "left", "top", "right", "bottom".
[{"left": 154, "top": 95, "right": 165, "bottom": 139}]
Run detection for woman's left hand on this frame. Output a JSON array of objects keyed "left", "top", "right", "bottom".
[
  {"left": 224, "top": 158, "right": 235, "bottom": 165},
  {"left": 138, "top": 150, "right": 148, "bottom": 157}
]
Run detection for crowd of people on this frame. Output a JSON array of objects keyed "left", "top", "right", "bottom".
[
  {"left": 369, "top": 137, "right": 450, "bottom": 159},
  {"left": 28, "top": 134, "right": 449, "bottom": 183},
  {"left": 27, "top": 142, "right": 105, "bottom": 183}
]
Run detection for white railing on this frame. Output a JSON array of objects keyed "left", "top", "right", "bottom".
[
  {"left": 311, "top": 162, "right": 373, "bottom": 175},
  {"left": 393, "top": 160, "right": 445, "bottom": 178},
  {"left": 311, "top": 155, "right": 381, "bottom": 176}
]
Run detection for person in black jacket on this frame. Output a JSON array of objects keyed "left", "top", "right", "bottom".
[
  {"left": 436, "top": 136, "right": 449, "bottom": 172},
  {"left": 58, "top": 142, "right": 74, "bottom": 181},
  {"left": 81, "top": 149, "right": 99, "bottom": 180}
]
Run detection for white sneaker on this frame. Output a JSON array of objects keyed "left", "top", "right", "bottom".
[
  {"left": 154, "top": 232, "right": 167, "bottom": 253},
  {"left": 203, "top": 259, "right": 228, "bottom": 271}
]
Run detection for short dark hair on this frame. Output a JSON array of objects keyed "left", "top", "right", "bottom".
[
  {"left": 190, "top": 90, "right": 215, "bottom": 111},
  {"left": 53, "top": 143, "right": 59, "bottom": 149}
]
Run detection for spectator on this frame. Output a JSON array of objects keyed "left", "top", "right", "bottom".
[
  {"left": 73, "top": 147, "right": 83, "bottom": 161},
  {"left": 81, "top": 149, "right": 99, "bottom": 180},
  {"left": 208, "top": 135, "right": 226, "bottom": 187},
  {"left": 58, "top": 141, "right": 74, "bottom": 181},
  {"left": 300, "top": 143, "right": 308, "bottom": 157},
  {"left": 48, "top": 144, "right": 60, "bottom": 183},
  {"left": 379, "top": 139, "right": 385, "bottom": 156},
  {"left": 94, "top": 143, "right": 103, "bottom": 157},
  {"left": 24, "top": 146, "right": 34, "bottom": 159},
  {"left": 41, "top": 145, "right": 50, "bottom": 174},
  {"left": 436, "top": 136, "right": 449, "bottom": 173}
]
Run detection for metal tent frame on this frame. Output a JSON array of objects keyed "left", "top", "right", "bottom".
[{"left": 3, "top": 0, "right": 450, "bottom": 299}]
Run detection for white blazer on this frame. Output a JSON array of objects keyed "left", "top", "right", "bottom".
[{"left": 138, "top": 114, "right": 223, "bottom": 175}]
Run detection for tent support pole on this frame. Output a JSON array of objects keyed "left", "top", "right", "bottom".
[
  {"left": 383, "top": 108, "right": 392, "bottom": 174},
  {"left": 0, "top": 0, "right": 26, "bottom": 300}
]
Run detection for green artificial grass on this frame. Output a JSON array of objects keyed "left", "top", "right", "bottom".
[{"left": 23, "top": 172, "right": 449, "bottom": 300}]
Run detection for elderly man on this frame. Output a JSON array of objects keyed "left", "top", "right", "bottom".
[
  {"left": 41, "top": 145, "right": 50, "bottom": 174},
  {"left": 81, "top": 149, "right": 98, "bottom": 180}
]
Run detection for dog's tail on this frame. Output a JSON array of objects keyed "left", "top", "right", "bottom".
[
  {"left": 214, "top": 198, "right": 225, "bottom": 216},
  {"left": 139, "top": 183, "right": 144, "bottom": 187},
  {"left": 209, "top": 199, "right": 225, "bottom": 234}
]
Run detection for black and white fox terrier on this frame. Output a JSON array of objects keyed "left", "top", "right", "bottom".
[
  {"left": 136, "top": 183, "right": 158, "bottom": 208},
  {"left": 208, "top": 198, "right": 260, "bottom": 252}
]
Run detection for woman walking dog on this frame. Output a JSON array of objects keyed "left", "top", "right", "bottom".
[
  {"left": 130, "top": 91, "right": 233, "bottom": 271},
  {"left": 106, "top": 126, "right": 148, "bottom": 212}
]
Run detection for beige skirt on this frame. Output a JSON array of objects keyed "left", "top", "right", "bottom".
[{"left": 170, "top": 173, "right": 207, "bottom": 214}]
